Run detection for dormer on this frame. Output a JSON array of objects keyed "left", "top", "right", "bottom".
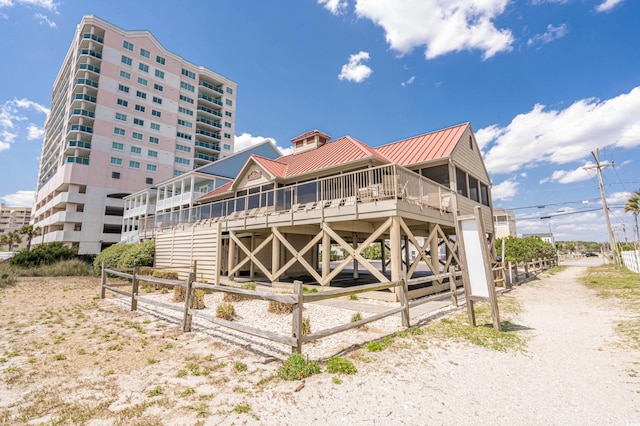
[{"left": 291, "top": 129, "right": 331, "bottom": 154}]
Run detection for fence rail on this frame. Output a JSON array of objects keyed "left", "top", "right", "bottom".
[
  {"left": 502, "top": 257, "right": 558, "bottom": 286},
  {"left": 621, "top": 250, "right": 640, "bottom": 273}
]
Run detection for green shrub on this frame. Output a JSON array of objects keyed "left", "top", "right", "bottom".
[
  {"left": 117, "top": 239, "right": 155, "bottom": 269},
  {"left": 10, "top": 242, "right": 77, "bottom": 268},
  {"left": 93, "top": 244, "right": 130, "bottom": 275},
  {"left": 277, "top": 353, "right": 321, "bottom": 380},
  {"left": 326, "top": 357, "right": 357, "bottom": 375}
]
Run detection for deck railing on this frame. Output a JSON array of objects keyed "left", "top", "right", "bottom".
[{"left": 149, "top": 164, "right": 454, "bottom": 231}]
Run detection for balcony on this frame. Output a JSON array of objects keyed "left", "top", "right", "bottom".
[
  {"left": 67, "top": 140, "right": 92, "bottom": 149},
  {"left": 68, "top": 124, "right": 93, "bottom": 134},
  {"left": 197, "top": 94, "right": 223, "bottom": 107},
  {"left": 69, "top": 109, "right": 95, "bottom": 119},
  {"left": 76, "top": 78, "right": 99, "bottom": 89},
  {"left": 195, "top": 140, "right": 220, "bottom": 152},
  {"left": 82, "top": 33, "right": 104, "bottom": 43},
  {"left": 73, "top": 93, "right": 97, "bottom": 103},
  {"left": 195, "top": 129, "right": 221, "bottom": 141},
  {"left": 194, "top": 153, "right": 217, "bottom": 162},
  {"left": 77, "top": 63, "right": 100, "bottom": 74},
  {"left": 66, "top": 156, "right": 90, "bottom": 165},
  {"left": 196, "top": 117, "right": 222, "bottom": 129},
  {"left": 199, "top": 81, "right": 224, "bottom": 94},
  {"left": 77, "top": 48, "right": 102, "bottom": 60},
  {"left": 197, "top": 105, "right": 222, "bottom": 118}
]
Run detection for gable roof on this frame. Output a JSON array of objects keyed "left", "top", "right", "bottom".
[{"left": 375, "top": 122, "right": 469, "bottom": 166}]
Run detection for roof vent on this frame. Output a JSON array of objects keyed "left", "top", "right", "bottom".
[{"left": 290, "top": 129, "right": 331, "bottom": 154}]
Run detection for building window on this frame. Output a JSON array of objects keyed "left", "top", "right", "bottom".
[
  {"left": 111, "top": 171, "right": 120, "bottom": 179},
  {"left": 113, "top": 127, "right": 125, "bottom": 136},
  {"left": 123, "top": 40, "right": 134, "bottom": 51},
  {"left": 224, "top": 122, "right": 232, "bottom": 128},
  {"left": 121, "top": 55, "right": 132, "bottom": 66},
  {"left": 131, "top": 146, "right": 142, "bottom": 154},
  {"left": 225, "top": 111, "right": 232, "bottom": 117},
  {"left": 225, "top": 99, "right": 233, "bottom": 106},
  {"left": 174, "top": 170, "right": 184, "bottom": 176},
  {"left": 112, "top": 141, "right": 124, "bottom": 150},
  {"left": 117, "top": 98, "right": 128, "bottom": 107},
  {"left": 456, "top": 167, "right": 467, "bottom": 198},
  {"left": 150, "top": 123, "right": 160, "bottom": 131},
  {"left": 181, "top": 68, "right": 195, "bottom": 79},
  {"left": 152, "top": 96, "right": 162, "bottom": 105},
  {"left": 137, "top": 77, "right": 148, "bottom": 86},
  {"left": 224, "top": 133, "right": 231, "bottom": 139},
  {"left": 178, "top": 106, "right": 193, "bottom": 116},
  {"left": 223, "top": 144, "right": 231, "bottom": 150},
  {"left": 180, "top": 81, "right": 195, "bottom": 92},
  {"left": 132, "top": 132, "right": 143, "bottom": 140},
  {"left": 226, "top": 87, "right": 233, "bottom": 94},
  {"left": 115, "top": 112, "right": 126, "bottom": 121},
  {"left": 146, "top": 176, "right": 154, "bottom": 183},
  {"left": 155, "top": 69, "right": 164, "bottom": 79},
  {"left": 153, "top": 83, "right": 163, "bottom": 92},
  {"left": 149, "top": 136, "right": 159, "bottom": 144},
  {"left": 468, "top": 175, "right": 479, "bottom": 202},
  {"left": 176, "top": 144, "right": 191, "bottom": 153},
  {"left": 148, "top": 149, "right": 158, "bottom": 157},
  {"left": 177, "top": 119, "right": 192, "bottom": 128},
  {"left": 140, "top": 48, "right": 150, "bottom": 58},
  {"left": 176, "top": 131, "right": 192, "bottom": 140},
  {"left": 151, "top": 109, "right": 161, "bottom": 118},
  {"left": 133, "top": 118, "right": 144, "bottom": 126},
  {"left": 175, "top": 157, "right": 190, "bottom": 165},
  {"left": 119, "top": 70, "right": 131, "bottom": 80},
  {"left": 179, "top": 94, "right": 194, "bottom": 104},
  {"left": 136, "top": 90, "right": 147, "bottom": 99},
  {"left": 129, "top": 160, "right": 141, "bottom": 169},
  {"left": 110, "top": 157, "right": 123, "bottom": 166},
  {"left": 156, "top": 55, "right": 165, "bottom": 65},
  {"left": 139, "top": 63, "right": 149, "bottom": 73},
  {"left": 117, "top": 84, "right": 129, "bottom": 93}
]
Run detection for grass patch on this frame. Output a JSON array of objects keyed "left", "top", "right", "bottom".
[
  {"left": 223, "top": 282, "right": 256, "bottom": 302},
  {"left": 215, "top": 302, "right": 236, "bottom": 321},
  {"left": 326, "top": 357, "right": 357, "bottom": 375},
  {"left": 147, "top": 386, "right": 163, "bottom": 397},
  {"left": 268, "top": 301, "right": 293, "bottom": 314},
  {"left": 582, "top": 264, "right": 640, "bottom": 349},
  {"left": 232, "top": 403, "right": 251, "bottom": 414},
  {"left": 424, "top": 296, "right": 526, "bottom": 352},
  {"left": 547, "top": 265, "right": 567, "bottom": 275},
  {"left": 234, "top": 361, "right": 247, "bottom": 372}
]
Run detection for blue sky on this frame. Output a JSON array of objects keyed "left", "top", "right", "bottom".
[{"left": 0, "top": 0, "right": 638, "bottom": 243}]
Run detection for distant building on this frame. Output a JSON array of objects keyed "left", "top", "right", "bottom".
[
  {"left": 121, "top": 140, "right": 282, "bottom": 243},
  {"left": 32, "top": 15, "right": 237, "bottom": 255},
  {"left": 493, "top": 208, "right": 516, "bottom": 238},
  {"left": 0, "top": 204, "right": 31, "bottom": 250},
  {"left": 523, "top": 233, "right": 555, "bottom": 248}
]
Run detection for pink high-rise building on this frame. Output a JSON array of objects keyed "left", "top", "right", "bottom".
[{"left": 33, "top": 15, "right": 237, "bottom": 255}]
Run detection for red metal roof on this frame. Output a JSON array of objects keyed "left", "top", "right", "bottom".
[
  {"left": 251, "top": 156, "right": 288, "bottom": 177},
  {"left": 196, "top": 180, "right": 233, "bottom": 202},
  {"left": 375, "top": 122, "right": 469, "bottom": 166}
]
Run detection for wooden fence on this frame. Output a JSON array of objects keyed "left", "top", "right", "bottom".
[
  {"left": 100, "top": 263, "right": 463, "bottom": 354},
  {"left": 501, "top": 257, "right": 558, "bottom": 286}
]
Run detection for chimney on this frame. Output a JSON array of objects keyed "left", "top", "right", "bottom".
[{"left": 291, "top": 129, "right": 331, "bottom": 154}]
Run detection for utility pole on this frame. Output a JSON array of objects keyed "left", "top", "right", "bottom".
[{"left": 584, "top": 149, "right": 618, "bottom": 264}]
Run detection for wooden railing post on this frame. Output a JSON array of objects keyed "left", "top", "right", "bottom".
[
  {"left": 292, "top": 280, "right": 304, "bottom": 353},
  {"left": 449, "top": 266, "right": 458, "bottom": 307},
  {"left": 400, "top": 278, "right": 410, "bottom": 328},
  {"left": 525, "top": 261, "right": 529, "bottom": 278},
  {"left": 182, "top": 271, "right": 194, "bottom": 332},
  {"left": 507, "top": 261, "right": 513, "bottom": 287},
  {"left": 131, "top": 267, "right": 139, "bottom": 311},
  {"left": 100, "top": 262, "right": 106, "bottom": 299}
]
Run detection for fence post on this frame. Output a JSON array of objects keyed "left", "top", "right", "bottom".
[
  {"left": 448, "top": 266, "right": 458, "bottom": 307},
  {"left": 507, "top": 261, "right": 513, "bottom": 287},
  {"left": 525, "top": 261, "right": 529, "bottom": 278},
  {"left": 100, "top": 262, "right": 106, "bottom": 299},
  {"left": 400, "top": 278, "right": 410, "bottom": 328},
  {"left": 131, "top": 267, "right": 139, "bottom": 311},
  {"left": 182, "top": 271, "right": 194, "bottom": 332},
  {"left": 291, "top": 280, "right": 303, "bottom": 353}
]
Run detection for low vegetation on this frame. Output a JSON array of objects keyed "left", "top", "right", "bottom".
[
  {"left": 216, "top": 302, "right": 236, "bottom": 321},
  {"left": 223, "top": 282, "right": 256, "bottom": 302},
  {"left": 0, "top": 258, "right": 91, "bottom": 280},
  {"left": 277, "top": 353, "right": 321, "bottom": 380},
  {"left": 582, "top": 264, "right": 640, "bottom": 349},
  {"left": 496, "top": 236, "right": 556, "bottom": 263},
  {"left": 326, "top": 356, "right": 357, "bottom": 375},
  {"left": 92, "top": 239, "right": 155, "bottom": 275}
]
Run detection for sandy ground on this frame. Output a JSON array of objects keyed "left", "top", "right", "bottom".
[{"left": 0, "top": 259, "right": 639, "bottom": 425}]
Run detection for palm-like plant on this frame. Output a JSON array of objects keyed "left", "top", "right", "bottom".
[
  {"left": 3, "top": 231, "right": 22, "bottom": 251},
  {"left": 19, "top": 225, "right": 42, "bottom": 252},
  {"left": 624, "top": 190, "right": 640, "bottom": 243}
]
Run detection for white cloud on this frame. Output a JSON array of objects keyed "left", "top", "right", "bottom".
[
  {"left": 596, "top": 0, "right": 623, "bottom": 13},
  {"left": 0, "top": 98, "right": 49, "bottom": 153},
  {"left": 354, "top": 0, "right": 513, "bottom": 60},
  {"left": 234, "top": 133, "right": 292, "bottom": 157},
  {"left": 540, "top": 161, "right": 595, "bottom": 184},
  {"left": 401, "top": 76, "right": 415, "bottom": 87},
  {"left": 492, "top": 179, "right": 519, "bottom": 201},
  {"left": 34, "top": 12, "right": 55, "bottom": 27},
  {"left": 527, "top": 23, "right": 568, "bottom": 48},
  {"left": 605, "top": 191, "right": 632, "bottom": 206},
  {"left": 479, "top": 86, "right": 640, "bottom": 174},
  {"left": 1, "top": 190, "right": 35, "bottom": 207},
  {"left": 338, "top": 51, "right": 372, "bottom": 83},
  {"left": 318, "top": 0, "right": 348, "bottom": 15},
  {"left": 530, "top": 0, "right": 571, "bottom": 4},
  {"left": 16, "top": 0, "right": 58, "bottom": 12},
  {"left": 26, "top": 124, "right": 44, "bottom": 140},
  {"left": 520, "top": 172, "right": 527, "bottom": 178}
]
